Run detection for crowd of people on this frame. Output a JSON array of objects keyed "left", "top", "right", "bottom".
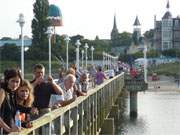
[{"left": 0, "top": 63, "right": 117, "bottom": 134}]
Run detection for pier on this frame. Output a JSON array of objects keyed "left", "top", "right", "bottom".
[{"left": 10, "top": 73, "right": 124, "bottom": 135}]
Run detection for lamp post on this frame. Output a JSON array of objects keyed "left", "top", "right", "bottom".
[
  {"left": 75, "top": 40, "right": 81, "bottom": 71},
  {"left": 17, "top": 13, "right": 25, "bottom": 79},
  {"left": 84, "top": 43, "right": 89, "bottom": 70},
  {"left": 81, "top": 50, "right": 84, "bottom": 69},
  {"left": 143, "top": 45, "right": 147, "bottom": 83},
  {"left": 64, "top": 35, "right": 70, "bottom": 70},
  {"left": 46, "top": 27, "right": 53, "bottom": 76},
  {"left": 102, "top": 52, "right": 105, "bottom": 70},
  {"left": 90, "top": 46, "right": 94, "bottom": 65}
]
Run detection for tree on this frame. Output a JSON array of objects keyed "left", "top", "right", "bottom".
[
  {"left": 0, "top": 44, "right": 20, "bottom": 60},
  {"left": 119, "top": 32, "right": 132, "bottom": 46},
  {"left": 70, "top": 35, "right": 84, "bottom": 45},
  {"left": 29, "top": 0, "right": 49, "bottom": 60},
  {"left": 162, "top": 49, "right": 180, "bottom": 58},
  {"left": 143, "top": 29, "right": 154, "bottom": 40},
  {"left": 1, "top": 37, "right": 12, "bottom": 40}
]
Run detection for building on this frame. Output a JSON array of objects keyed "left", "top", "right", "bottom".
[
  {"left": 0, "top": 39, "right": 32, "bottom": 47},
  {"left": 154, "top": 1, "right": 180, "bottom": 51},
  {"left": 111, "top": 15, "right": 143, "bottom": 55}
]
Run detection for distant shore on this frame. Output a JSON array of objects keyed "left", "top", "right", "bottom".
[{"left": 147, "top": 75, "right": 180, "bottom": 91}]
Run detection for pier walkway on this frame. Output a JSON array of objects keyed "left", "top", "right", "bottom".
[{"left": 10, "top": 73, "right": 125, "bottom": 135}]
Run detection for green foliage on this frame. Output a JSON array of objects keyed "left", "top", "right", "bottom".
[
  {"left": 147, "top": 49, "right": 160, "bottom": 58},
  {"left": 162, "top": 49, "right": 180, "bottom": 58},
  {"left": 29, "top": 0, "right": 50, "bottom": 60},
  {"left": 0, "top": 44, "right": 20, "bottom": 60},
  {"left": 119, "top": 32, "right": 132, "bottom": 46},
  {"left": 143, "top": 29, "right": 154, "bottom": 40},
  {"left": 0, "top": 60, "right": 62, "bottom": 78},
  {"left": 91, "top": 40, "right": 110, "bottom": 60},
  {"left": 132, "top": 51, "right": 143, "bottom": 59},
  {"left": 148, "top": 62, "right": 180, "bottom": 76},
  {"left": 70, "top": 35, "right": 84, "bottom": 45},
  {"left": 1, "top": 37, "right": 12, "bottom": 40},
  {"left": 111, "top": 31, "right": 132, "bottom": 47}
]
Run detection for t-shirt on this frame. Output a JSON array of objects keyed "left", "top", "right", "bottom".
[
  {"left": 61, "top": 83, "right": 73, "bottom": 101},
  {"left": 31, "top": 80, "right": 57, "bottom": 109},
  {"left": 96, "top": 72, "right": 106, "bottom": 85},
  {"left": 49, "top": 83, "right": 73, "bottom": 107}
]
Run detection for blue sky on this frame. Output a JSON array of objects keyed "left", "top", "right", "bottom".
[{"left": 0, "top": 0, "right": 180, "bottom": 40}]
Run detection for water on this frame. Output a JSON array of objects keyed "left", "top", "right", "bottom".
[{"left": 117, "top": 91, "right": 180, "bottom": 135}]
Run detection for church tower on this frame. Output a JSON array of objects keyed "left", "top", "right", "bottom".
[
  {"left": 133, "top": 15, "right": 141, "bottom": 44},
  {"left": 111, "top": 15, "right": 119, "bottom": 45}
]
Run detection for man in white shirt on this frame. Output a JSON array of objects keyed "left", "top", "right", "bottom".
[{"left": 50, "top": 74, "right": 77, "bottom": 108}]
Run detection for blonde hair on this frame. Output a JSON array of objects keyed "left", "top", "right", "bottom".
[{"left": 16, "top": 80, "right": 34, "bottom": 107}]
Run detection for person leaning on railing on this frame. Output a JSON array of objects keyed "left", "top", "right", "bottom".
[
  {"left": 52, "top": 74, "right": 77, "bottom": 108},
  {"left": 77, "top": 72, "right": 89, "bottom": 93},
  {"left": 30, "top": 64, "right": 63, "bottom": 116},
  {"left": 16, "top": 80, "right": 39, "bottom": 127},
  {"left": 66, "top": 67, "right": 87, "bottom": 96},
  {"left": 0, "top": 69, "right": 22, "bottom": 134},
  {"left": 95, "top": 66, "right": 107, "bottom": 85}
]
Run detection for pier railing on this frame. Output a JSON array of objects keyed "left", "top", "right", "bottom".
[{"left": 10, "top": 73, "right": 124, "bottom": 135}]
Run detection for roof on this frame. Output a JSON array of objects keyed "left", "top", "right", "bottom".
[
  {"left": 162, "top": 11, "right": 172, "bottom": 19},
  {"left": 0, "top": 39, "right": 32, "bottom": 47},
  {"left": 133, "top": 16, "right": 141, "bottom": 26},
  {"left": 48, "top": 4, "right": 62, "bottom": 17},
  {"left": 48, "top": 4, "right": 63, "bottom": 26}
]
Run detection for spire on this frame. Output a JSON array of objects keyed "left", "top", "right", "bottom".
[
  {"left": 166, "top": 0, "right": 170, "bottom": 9},
  {"left": 113, "top": 14, "right": 118, "bottom": 30},
  {"left": 133, "top": 16, "right": 141, "bottom": 26}
]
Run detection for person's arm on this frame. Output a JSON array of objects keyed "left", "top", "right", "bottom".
[
  {"left": 59, "top": 98, "right": 76, "bottom": 107},
  {"left": 31, "top": 77, "right": 44, "bottom": 88},
  {"left": 48, "top": 75, "right": 63, "bottom": 95},
  {"left": 103, "top": 72, "right": 108, "bottom": 79},
  {"left": 74, "top": 84, "right": 87, "bottom": 96}
]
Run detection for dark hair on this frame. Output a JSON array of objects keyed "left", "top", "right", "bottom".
[
  {"left": 33, "top": 64, "right": 45, "bottom": 71},
  {"left": 3, "top": 68, "right": 22, "bottom": 85},
  {"left": 98, "top": 66, "right": 102, "bottom": 72}
]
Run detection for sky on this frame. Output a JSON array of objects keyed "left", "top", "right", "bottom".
[{"left": 0, "top": 0, "right": 180, "bottom": 40}]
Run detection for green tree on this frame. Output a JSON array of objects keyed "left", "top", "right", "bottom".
[
  {"left": 29, "top": 0, "right": 49, "bottom": 60},
  {"left": 143, "top": 29, "right": 154, "bottom": 40},
  {"left": 147, "top": 49, "right": 160, "bottom": 58},
  {"left": 0, "top": 44, "right": 20, "bottom": 60},
  {"left": 119, "top": 32, "right": 132, "bottom": 46},
  {"left": 1, "top": 37, "right": 12, "bottom": 40},
  {"left": 162, "top": 49, "right": 180, "bottom": 58}
]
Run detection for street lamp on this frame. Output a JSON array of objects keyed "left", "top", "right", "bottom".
[
  {"left": 75, "top": 40, "right": 81, "bottom": 71},
  {"left": 46, "top": 27, "right": 53, "bottom": 76},
  {"left": 81, "top": 50, "right": 84, "bottom": 69},
  {"left": 84, "top": 43, "right": 89, "bottom": 70},
  {"left": 17, "top": 13, "right": 25, "bottom": 79},
  {"left": 90, "top": 46, "right": 95, "bottom": 65},
  {"left": 143, "top": 45, "right": 148, "bottom": 83},
  {"left": 64, "top": 35, "right": 70, "bottom": 70},
  {"left": 102, "top": 52, "right": 105, "bottom": 69}
]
